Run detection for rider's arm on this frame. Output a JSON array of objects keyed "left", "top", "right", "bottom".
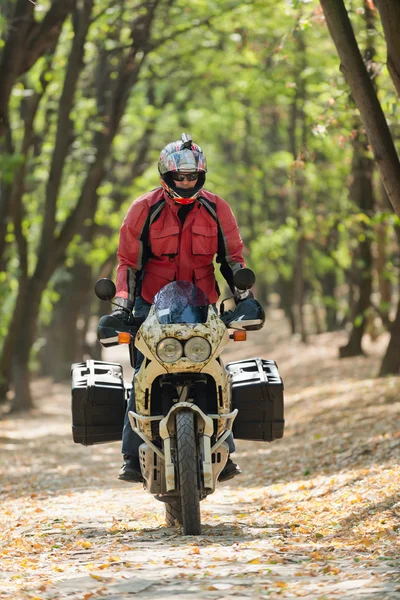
[
  {"left": 115, "top": 199, "right": 150, "bottom": 309},
  {"left": 215, "top": 197, "right": 246, "bottom": 293}
]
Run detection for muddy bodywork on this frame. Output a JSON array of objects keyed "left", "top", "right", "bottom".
[{"left": 133, "top": 304, "right": 231, "bottom": 438}]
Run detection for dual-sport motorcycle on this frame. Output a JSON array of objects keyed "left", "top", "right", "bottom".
[{"left": 71, "top": 269, "right": 284, "bottom": 535}]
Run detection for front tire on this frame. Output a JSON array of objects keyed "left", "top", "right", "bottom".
[
  {"left": 176, "top": 410, "right": 201, "bottom": 535},
  {"left": 165, "top": 500, "right": 182, "bottom": 526}
]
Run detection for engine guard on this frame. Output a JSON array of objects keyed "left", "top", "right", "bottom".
[{"left": 128, "top": 403, "right": 237, "bottom": 495}]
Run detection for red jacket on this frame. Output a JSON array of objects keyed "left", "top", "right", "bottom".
[{"left": 116, "top": 187, "right": 245, "bottom": 306}]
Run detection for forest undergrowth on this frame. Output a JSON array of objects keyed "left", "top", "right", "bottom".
[{"left": 1, "top": 311, "right": 399, "bottom": 600}]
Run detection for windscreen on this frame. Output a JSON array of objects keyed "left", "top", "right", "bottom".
[{"left": 154, "top": 281, "right": 210, "bottom": 324}]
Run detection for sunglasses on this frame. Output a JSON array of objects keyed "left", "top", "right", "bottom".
[{"left": 171, "top": 172, "right": 199, "bottom": 182}]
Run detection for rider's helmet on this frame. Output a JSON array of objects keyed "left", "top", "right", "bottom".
[{"left": 158, "top": 133, "right": 207, "bottom": 205}]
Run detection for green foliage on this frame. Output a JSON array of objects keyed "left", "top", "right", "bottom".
[{"left": 1, "top": 0, "right": 400, "bottom": 357}]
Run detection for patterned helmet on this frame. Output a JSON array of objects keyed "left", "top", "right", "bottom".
[{"left": 158, "top": 133, "right": 207, "bottom": 205}]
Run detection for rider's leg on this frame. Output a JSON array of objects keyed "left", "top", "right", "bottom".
[
  {"left": 119, "top": 297, "right": 152, "bottom": 483},
  {"left": 119, "top": 298, "right": 241, "bottom": 482},
  {"left": 218, "top": 433, "right": 241, "bottom": 482}
]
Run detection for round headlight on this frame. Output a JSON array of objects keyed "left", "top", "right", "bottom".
[
  {"left": 184, "top": 337, "right": 211, "bottom": 362},
  {"left": 156, "top": 338, "right": 183, "bottom": 363}
]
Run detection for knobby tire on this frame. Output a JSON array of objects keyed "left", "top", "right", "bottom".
[
  {"left": 165, "top": 500, "right": 182, "bottom": 526},
  {"left": 176, "top": 410, "right": 201, "bottom": 535}
]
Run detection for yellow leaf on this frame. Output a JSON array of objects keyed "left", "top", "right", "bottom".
[
  {"left": 108, "top": 555, "right": 121, "bottom": 562},
  {"left": 247, "top": 558, "right": 261, "bottom": 564},
  {"left": 90, "top": 573, "right": 105, "bottom": 581},
  {"left": 323, "top": 566, "right": 341, "bottom": 574},
  {"left": 191, "top": 546, "right": 201, "bottom": 555}
]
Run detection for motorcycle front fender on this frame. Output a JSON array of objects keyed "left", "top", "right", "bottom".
[{"left": 159, "top": 402, "right": 214, "bottom": 492}]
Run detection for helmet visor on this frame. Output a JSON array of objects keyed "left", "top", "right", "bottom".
[{"left": 159, "top": 149, "right": 206, "bottom": 174}]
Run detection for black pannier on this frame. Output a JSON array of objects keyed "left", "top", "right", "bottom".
[
  {"left": 71, "top": 360, "right": 127, "bottom": 446},
  {"left": 227, "top": 358, "right": 284, "bottom": 442}
]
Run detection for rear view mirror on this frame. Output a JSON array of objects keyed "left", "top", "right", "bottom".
[
  {"left": 233, "top": 268, "right": 256, "bottom": 291},
  {"left": 95, "top": 278, "right": 116, "bottom": 301}
]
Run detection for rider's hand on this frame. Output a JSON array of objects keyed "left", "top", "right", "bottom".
[
  {"left": 234, "top": 288, "right": 254, "bottom": 303},
  {"left": 111, "top": 308, "right": 131, "bottom": 325}
]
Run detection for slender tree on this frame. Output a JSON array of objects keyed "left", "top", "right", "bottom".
[
  {"left": 2, "top": 1, "right": 161, "bottom": 410},
  {"left": 319, "top": 0, "right": 400, "bottom": 217}
]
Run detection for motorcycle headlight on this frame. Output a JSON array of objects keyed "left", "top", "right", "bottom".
[
  {"left": 184, "top": 337, "right": 211, "bottom": 362},
  {"left": 156, "top": 338, "right": 183, "bottom": 363}
]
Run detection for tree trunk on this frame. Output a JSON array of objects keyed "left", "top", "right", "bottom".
[
  {"left": 379, "top": 295, "right": 400, "bottom": 376},
  {"left": 289, "top": 28, "right": 308, "bottom": 343},
  {"left": 3, "top": 2, "right": 165, "bottom": 410},
  {"left": 374, "top": 193, "right": 392, "bottom": 327},
  {"left": 338, "top": 3, "right": 377, "bottom": 358},
  {"left": 376, "top": 0, "right": 400, "bottom": 99},
  {"left": 379, "top": 225, "right": 400, "bottom": 375},
  {"left": 39, "top": 263, "right": 92, "bottom": 381},
  {"left": 278, "top": 277, "right": 296, "bottom": 335},
  {"left": 322, "top": 270, "right": 338, "bottom": 331},
  {"left": 0, "top": 0, "right": 75, "bottom": 140},
  {"left": 339, "top": 131, "right": 374, "bottom": 358},
  {"left": 320, "top": 0, "right": 400, "bottom": 217},
  {"left": 293, "top": 234, "right": 307, "bottom": 342},
  {"left": 0, "top": 58, "right": 55, "bottom": 398},
  {"left": 9, "top": 278, "right": 44, "bottom": 411},
  {"left": 0, "top": 129, "right": 14, "bottom": 271},
  {"left": 0, "top": 271, "right": 29, "bottom": 401},
  {"left": 311, "top": 298, "right": 324, "bottom": 336},
  {"left": 0, "top": 0, "right": 35, "bottom": 138}
]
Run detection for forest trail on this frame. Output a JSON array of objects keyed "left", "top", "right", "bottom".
[{"left": 1, "top": 313, "right": 399, "bottom": 600}]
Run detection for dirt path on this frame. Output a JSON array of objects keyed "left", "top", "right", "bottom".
[{"left": 1, "top": 315, "right": 399, "bottom": 600}]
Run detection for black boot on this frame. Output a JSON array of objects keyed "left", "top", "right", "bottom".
[
  {"left": 218, "top": 457, "right": 242, "bottom": 482},
  {"left": 118, "top": 455, "right": 144, "bottom": 483}
]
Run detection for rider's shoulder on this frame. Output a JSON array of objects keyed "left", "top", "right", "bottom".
[
  {"left": 132, "top": 187, "right": 164, "bottom": 208},
  {"left": 201, "top": 189, "right": 227, "bottom": 206},
  {"left": 201, "top": 190, "right": 231, "bottom": 213}
]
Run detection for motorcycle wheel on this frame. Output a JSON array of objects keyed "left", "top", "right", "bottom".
[
  {"left": 176, "top": 410, "right": 201, "bottom": 535},
  {"left": 165, "top": 500, "right": 182, "bottom": 526}
]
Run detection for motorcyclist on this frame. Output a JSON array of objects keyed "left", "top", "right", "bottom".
[{"left": 112, "top": 133, "right": 251, "bottom": 483}]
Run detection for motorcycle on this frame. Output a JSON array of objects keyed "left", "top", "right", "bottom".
[{"left": 71, "top": 269, "right": 284, "bottom": 535}]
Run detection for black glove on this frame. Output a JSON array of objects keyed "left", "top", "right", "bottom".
[
  {"left": 234, "top": 288, "right": 254, "bottom": 303},
  {"left": 110, "top": 308, "right": 131, "bottom": 325}
]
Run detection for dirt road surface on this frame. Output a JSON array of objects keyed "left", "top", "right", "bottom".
[{"left": 1, "top": 315, "right": 399, "bottom": 600}]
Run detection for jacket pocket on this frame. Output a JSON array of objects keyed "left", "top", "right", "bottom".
[
  {"left": 141, "top": 260, "right": 177, "bottom": 303},
  {"left": 194, "top": 264, "right": 214, "bottom": 280},
  {"left": 144, "top": 260, "right": 176, "bottom": 281},
  {"left": 193, "top": 264, "right": 216, "bottom": 303},
  {"left": 150, "top": 225, "right": 180, "bottom": 256},
  {"left": 192, "top": 224, "right": 218, "bottom": 255}
]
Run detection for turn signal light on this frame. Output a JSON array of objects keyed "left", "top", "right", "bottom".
[
  {"left": 118, "top": 332, "right": 132, "bottom": 344},
  {"left": 232, "top": 331, "right": 246, "bottom": 342}
]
